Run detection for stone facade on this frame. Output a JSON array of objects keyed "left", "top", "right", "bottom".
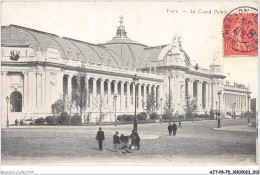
[{"left": 1, "top": 18, "right": 251, "bottom": 127}]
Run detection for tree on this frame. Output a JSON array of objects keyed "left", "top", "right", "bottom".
[
  {"left": 146, "top": 89, "right": 158, "bottom": 115},
  {"left": 73, "top": 73, "right": 88, "bottom": 121},
  {"left": 51, "top": 99, "right": 65, "bottom": 116},
  {"left": 164, "top": 89, "right": 174, "bottom": 118},
  {"left": 183, "top": 93, "right": 197, "bottom": 122},
  {"left": 65, "top": 95, "right": 74, "bottom": 116},
  {"left": 93, "top": 94, "right": 107, "bottom": 123},
  {"left": 251, "top": 98, "right": 256, "bottom": 117}
]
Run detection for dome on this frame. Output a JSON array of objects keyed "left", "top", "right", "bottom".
[
  {"left": 137, "top": 36, "right": 191, "bottom": 69},
  {"left": 100, "top": 16, "right": 147, "bottom": 69}
]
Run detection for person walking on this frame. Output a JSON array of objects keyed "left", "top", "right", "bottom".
[
  {"left": 96, "top": 127, "right": 105, "bottom": 151},
  {"left": 113, "top": 131, "right": 121, "bottom": 152},
  {"left": 178, "top": 118, "right": 182, "bottom": 128},
  {"left": 129, "top": 130, "right": 136, "bottom": 149},
  {"left": 134, "top": 130, "right": 140, "bottom": 150},
  {"left": 172, "top": 122, "right": 177, "bottom": 136},
  {"left": 168, "top": 122, "right": 173, "bottom": 136}
]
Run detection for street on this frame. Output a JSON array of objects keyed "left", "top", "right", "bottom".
[{"left": 1, "top": 119, "right": 257, "bottom": 165}]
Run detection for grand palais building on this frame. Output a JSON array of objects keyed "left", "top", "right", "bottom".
[{"left": 1, "top": 17, "right": 251, "bottom": 126}]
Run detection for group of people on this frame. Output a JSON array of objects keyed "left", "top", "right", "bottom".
[
  {"left": 95, "top": 127, "right": 140, "bottom": 152},
  {"left": 114, "top": 130, "right": 140, "bottom": 152},
  {"left": 168, "top": 122, "right": 179, "bottom": 136}
]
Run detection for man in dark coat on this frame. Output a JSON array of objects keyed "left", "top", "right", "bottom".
[
  {"left": 113, "top": 131, "right": 120, "bottom": 152},
  {"left": 130, "top": 130, "right": 140, "bottom": 150},
  {"left": 168, "top": 122, "right": 173, "bottom": 135},
  {"left": 172, "top": 122, "right": 177, "bottom": 136},
  {"left": 96, "top": 127, "right": 105, "bottom": 150},
  {"left": 134, "top": 131, "right": 140, "bottom": 150}
]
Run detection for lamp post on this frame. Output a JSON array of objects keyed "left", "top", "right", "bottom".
[
  {"left": 247, "top": 94, "right": 251, "bottom": 124},
  {"left": 240, "top": 105, "right": 242, "bottom": 119},
  {"left": 234, "top": 103, "right": 236, "bottom": 119},
  {"left": 114, "top": 94, "right": 118, "bottom": 126},
  {"left": 217, "top": 90, "right": 222, "bottom": 128},
  {"left": 232, "top": 103, "right": 235, "bottom": 119},
  {"left": 6, "top": 96, "right": 9, "bottom": 128},
  {"left": 133, "top": 74, "right": 139, "bottom": 132},
  {"left": 160, "top": 97, "right": 163, "bottom": 124},
  {"left": 215, "top": 101, "right": 218, "bottom": 120}
]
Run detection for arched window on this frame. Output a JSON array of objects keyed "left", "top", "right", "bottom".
[{"left": 10, "top": 91, "right": 22, "bottom": 112}]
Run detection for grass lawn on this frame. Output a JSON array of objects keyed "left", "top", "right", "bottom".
[{"left": 1, "top": 119, "right": 257, "bottom": 165}]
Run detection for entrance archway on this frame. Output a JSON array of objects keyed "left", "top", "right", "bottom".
[{"left": 10, "top": 91, "right": 22, "bottom": 112}]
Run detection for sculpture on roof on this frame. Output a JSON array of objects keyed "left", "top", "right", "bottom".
[
  {"left": 115, "top": 15, "right": 128, "bottom": 39},
  {"left": 171, "top": 35, "right": 182, "bottom": 50}
]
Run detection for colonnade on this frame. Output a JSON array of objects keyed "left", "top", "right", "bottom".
[
  {"left": 185, "top": 79, "right": 221, "bottom": 112},
  {"left": 63, "top": 74, "right": 162, "bottom": 112},
  {"left": 223, "top": 93, "right": 249, "bottom": 113}
]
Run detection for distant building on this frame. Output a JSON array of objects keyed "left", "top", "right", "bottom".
[{"left": 1, "top": 17, "right": 251, "bottom": 126}]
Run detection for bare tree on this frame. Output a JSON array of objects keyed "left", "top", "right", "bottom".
[
  {"left": 65, "top": 95, "right": 74, "bottom": 116},
  {"left": 164, "top": 89, "right": 174, "bottom": 118},
  {"left": 146, "top": 89, "right": 158, "bottom": 115},
  {"left": 93, "top": 94, "right": 107, "bottom": 123},
  {"left": 183, "top": 93, "right": 197, "bottom": 122},
  {"left": 72, "top": 72, "right": 88, "bottom": 121}
]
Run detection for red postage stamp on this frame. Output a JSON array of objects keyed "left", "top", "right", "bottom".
[{"left": 223, "top": 6, "right": 258, "bottom": 56}]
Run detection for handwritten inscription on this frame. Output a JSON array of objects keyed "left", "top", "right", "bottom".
[{"left": 166, "top": 9, "right": 227, "bottom": 14}]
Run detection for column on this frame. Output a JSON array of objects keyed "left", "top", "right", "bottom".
[
  {"left": 168, "top": 76, "right": 173, "bottom": 94},
  {"left": 212, "top": 83, "right": 216, "bottom": 109},
  {"left": 208, "top": 82, "right": 211, "bottom": 109},
  {"left": 92, "top": 78, "right": 96, "bottom": 108},
  {"left": 247, "top": 95, "right": 251, "bottom": 112},
  {"left": 1, "top": 71, "right": 7, "bottom": 96},
  {"left": 35, "top": 72, "right": 40, "bottom": 108},
  {"left": 28, "top": 71, "right": 36, "bottom": 111},
  {"left": 228, "top": 94, "right": 230, "bottom": 109},
  {"left": 204, "top": 83, "right": 208, "bottom": 110},
  {"left": 120, "top": 81, "right": 124, "bottom": 110},
  {"left": 85, "top": 76, "right": 89, "bottom": 109},
  {"left": 23, "top": 72, "right": 28, "bottom": 111},
  {"left": 132, "top": 83, "right": 136, "bottom": 108},
  {"left": 157, "top": 85, "right": 161, "bottom": 105},
  {"left": 114, "top": 80, "right": 118, "bottom": 108},
  {"left": 132, "top": 83, "right": 137, "bottom": 108},
  {"left": 40, "top": 73, "right": 43, "bottom": 108},
  {"left": 143, "top": 84, "right": 147, "bottom": 109},
  {"left": 147, "top": 84, "right": 151, "bottom": 95},
  {"left": 138, "top": 83, "right": 142, "bottom": 110},
  {"left": 1, "top": 72, "right": 7, "bottom": 111},
  {"left": 126, "top": 81, "right": 130, "bottom": 109},
  {"left": 180, "top": 84, "right": 185, "bottom": 101},
  {"left": 67, "top": 75, "right": 72, "bottom": 100},
  {"left": 188, "top": 80, "right": 193, "bottom": 98},
  {"left": 42, "top": 71, "right": 47, "bottom": 112},
  {"left": 56, "top": 72, "right": 64, "bottom": 103},
  {"left": 223, "top": 93, "right": 226, "bottom": 109},
  {"left": 159, "top": 85, "right": 162, "bottom": 105},
  {"left": 114, "top": 80, "right": 118, "bottom": 95},
  {"left": 100, "top": 78, "right": 104, "bottom": 98},
  {"left": 1, "top": 72, "right": 8, "bottom": 126},
  {"left": 197, "top": 81, "right": 202, "bottom": 111},
  {"left": 107, "top": 79, "right": 111, "bottom": 108},
  {"left": 244, "top": 95, "right": 246, "bottom": 112}
]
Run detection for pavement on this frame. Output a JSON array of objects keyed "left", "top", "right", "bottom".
[
  {"left": 213, "top": 124, "right": 256, "bottom": 133},
  {"left": 2, "top": 118, "right": 257, "bottom": 165}
]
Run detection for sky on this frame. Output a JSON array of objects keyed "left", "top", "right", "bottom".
[{"left": 1, "top": 1, "right": 258, "bottom": 98}]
